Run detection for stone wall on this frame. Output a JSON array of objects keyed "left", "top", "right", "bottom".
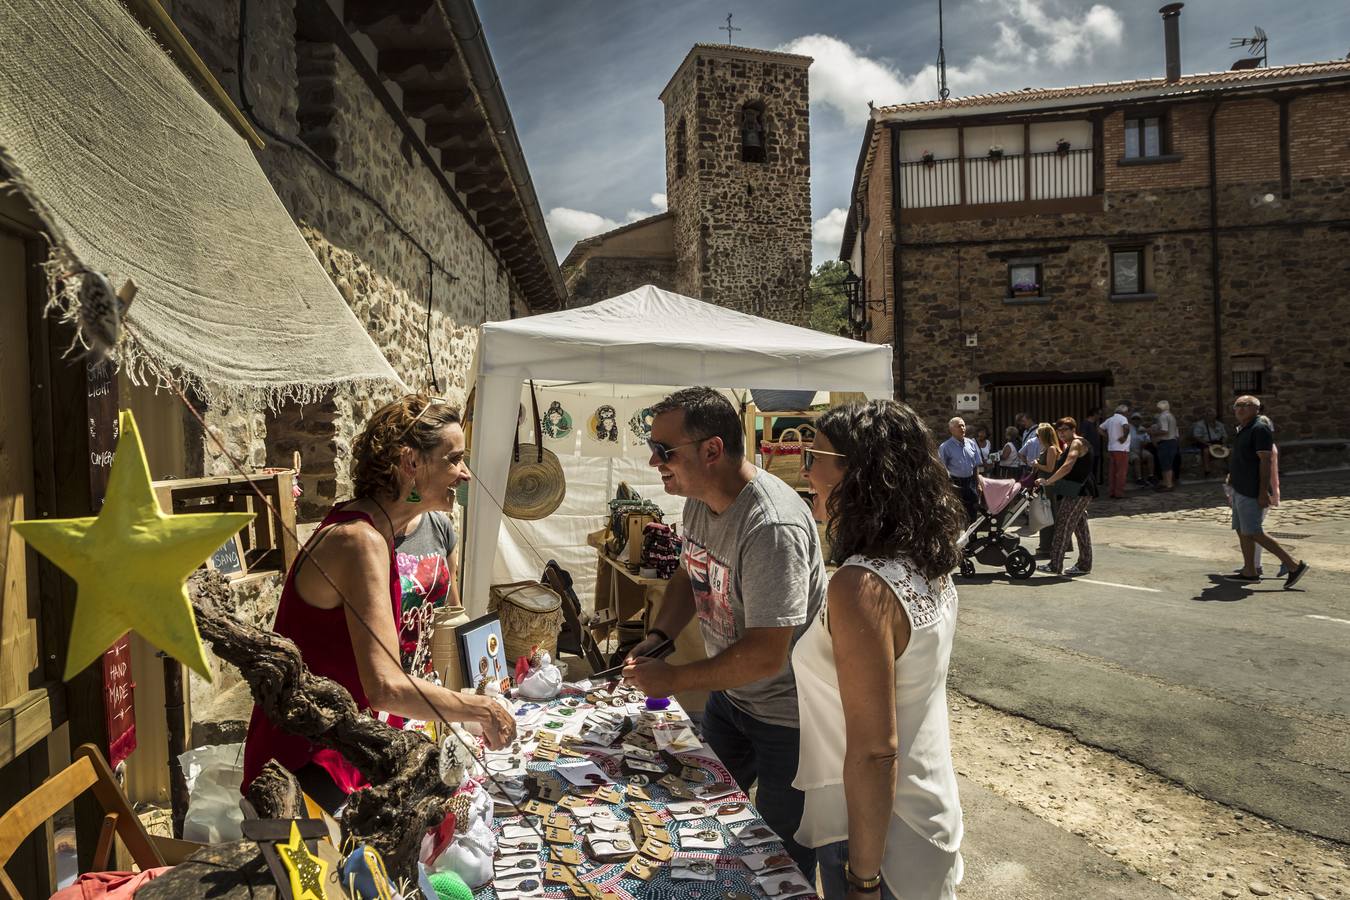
[
  {"left": 662, "top": 48, "right": 812, "bottom": 324},
  {"left": 564, "top": 256, "right": 679, "bottom": 308},
  {"left": 165, "top": 0, "right": 515, "bottom": 509}
]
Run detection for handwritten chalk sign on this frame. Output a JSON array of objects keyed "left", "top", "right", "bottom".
[
  {"left": 101, "top": 635, "right": 137, "bottom": 767},
  {"left": 207, "top": 533, "right": 247, "bottom": 579},
  {"left": 85, "top": 360, "right": 118, "bottom": 510}
]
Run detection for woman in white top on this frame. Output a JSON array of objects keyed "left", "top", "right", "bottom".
[{"left": 794, "top": 400, "right": 964, "bottom": 900}]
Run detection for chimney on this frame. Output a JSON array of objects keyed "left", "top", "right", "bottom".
[{"left": 1160, "top": 3, "right": 1184, "bottom": 83}]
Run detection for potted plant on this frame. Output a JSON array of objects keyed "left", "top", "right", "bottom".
[
  {"left": 1055, "top": 138, "right": 1071, "bottom": 156},
  {"left": 921, "top": 149, "right": 936, "bottom": 168},
  {"left": 1011, "top": 281, "right": 1040, "bottom": 298},
  {"left": 987, "top": 144, "right": 1004, "bottom": 161}
]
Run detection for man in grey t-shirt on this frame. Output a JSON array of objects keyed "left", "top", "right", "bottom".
[{"left": 623, "top": 387, "right": 826, "bottom": 877}]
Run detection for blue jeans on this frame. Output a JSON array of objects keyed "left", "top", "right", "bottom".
[
  {"left": 818, "top": 841, "right": 897, "bottom": 900},
  {"left": 699, "top": 690, "right": 815, "bottom": 878}
]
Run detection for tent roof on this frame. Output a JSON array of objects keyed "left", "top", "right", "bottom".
[{"left": 477, "top": 285, "right": 894, "bottom": 397}]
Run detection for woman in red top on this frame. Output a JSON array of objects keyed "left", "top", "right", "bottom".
[{"left": 244, "top": 395, "right": 515, "bottom": 810}]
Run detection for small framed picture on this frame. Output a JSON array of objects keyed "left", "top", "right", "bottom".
[{"left": 456, "top": 612, "right": 510, "bottom": 691}]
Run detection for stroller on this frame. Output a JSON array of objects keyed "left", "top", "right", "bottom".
[{"left": 956, "top": 475, "right": 1037, "bottom": 579}]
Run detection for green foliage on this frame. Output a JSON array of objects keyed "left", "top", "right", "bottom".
[{"left": 808, "top": 259, "right": 851, "bottom": 336}]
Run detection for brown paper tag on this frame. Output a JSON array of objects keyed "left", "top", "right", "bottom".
[
  {"left": 552, "top": 846, "right": 584, "bottom": 866},
  {"left": 623, "top": 854, "right": 659, "bottom": 880},
  {"left": 640, "top": 838, "right": 674, "bottom": 861},
  {"left": 559, "top": 795, "right": 589, "bottom": 811},
  {"left": 591, "top": 786, "right": 623, "bottom": 805},
  {"left": 523, "top": 800, "right": 555, "bottom": 817},
  {"left": 546, "top": 826, "right": 578, "bottom": 844}
]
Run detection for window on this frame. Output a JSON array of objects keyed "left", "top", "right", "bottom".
[
  {"left": 1111, "top": 248, "right": 1145, "bottom": 295},
  {"left": 1007, "top": 262, "right": 1043, "bottom": 298},
  {"left": 740, "top": 102, "right": 766, "bottom": 164},
  {"left": 1233, "top": 370, "right": 1263, "bottom": 394},
  {"left": 675, "top": 117, "right": 687, "bottom": 179},
  {"left": 1123, "top": 116, "right": 1164, "bottom": 159}
]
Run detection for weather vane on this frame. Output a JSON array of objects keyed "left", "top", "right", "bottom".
[{"left": 721, "top": 13, "right": 741, "bottom": 44}]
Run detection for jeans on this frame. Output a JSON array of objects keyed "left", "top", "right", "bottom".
[
  {"left": 699, "top": 690, "right": 815, "bottom": 877},
  {"left": 818, "top": 841, "right": 897, "bottom": 900},
  {"left": 950, "top": 475, "right": 979, "bottom": 525}
]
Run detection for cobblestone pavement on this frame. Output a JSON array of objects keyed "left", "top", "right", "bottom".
[{"left": 1089, "top": 468, "right": 1350, "bottom": 529}]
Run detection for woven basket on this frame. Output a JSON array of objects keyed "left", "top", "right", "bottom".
[
  {"left": 761, "top": 424, "right": 815, "bottom": 489},
  {"left": 489, "top": 581, "right": 563, "bottom": 663}
]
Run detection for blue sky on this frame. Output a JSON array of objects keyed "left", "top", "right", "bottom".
[{"left": 477, "top": 0, "right": 1350, "bottom": 264}]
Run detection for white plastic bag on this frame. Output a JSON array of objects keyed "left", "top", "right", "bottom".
[{"left": 178, "top": 743, "right": 245, "bottom": 843}]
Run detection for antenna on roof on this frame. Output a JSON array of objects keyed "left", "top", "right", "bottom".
[
  {"left": 1229, "top": 26, "right": 1268, "bottom": 70},
  {"left": 936, "top": 0, "right": 950, "bottom": 101}
]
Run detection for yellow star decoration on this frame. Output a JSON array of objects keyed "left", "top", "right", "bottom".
[
  {"left": 278, "top": 820, "right": 330, "bottom": 900},
  {"left": 13, "top": 410, "right": 253, "bottom": 680}
]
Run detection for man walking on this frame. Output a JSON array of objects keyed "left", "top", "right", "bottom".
[
  {"left": 1100, "top": 404, "right": 1132, "bottom": 499},
  {"left": 1224, "top": 395, "right": 1309, "bottom": 589},
  {"left": 624, "top": 387, "right": 825, "bottom": 876},
  {"left": 940, "top": 416, "right": 983, "bottom": 524}
]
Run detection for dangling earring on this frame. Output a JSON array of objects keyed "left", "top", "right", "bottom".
[{"left": 405, "top": 487, "right": 422, "bottom": 503}]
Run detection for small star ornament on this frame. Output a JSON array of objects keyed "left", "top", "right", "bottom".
[
  {"left": 13, "top": 409, "right": 253, "bottom": 680},
  {"left": 278, "top": 820, "right": 330, "bottom": 900}
]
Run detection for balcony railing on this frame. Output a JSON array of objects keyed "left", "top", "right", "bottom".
[{"left": 899, "top": 148, "right": 1095, "bottom": 209}]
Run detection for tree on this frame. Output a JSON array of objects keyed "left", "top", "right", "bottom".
[{"left": 807, "top": 259, "right": 850, "bottom": 336}]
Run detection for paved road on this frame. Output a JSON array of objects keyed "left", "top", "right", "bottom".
[{"left": 950, "top": 534, "right": 1350, "bottom": 844}]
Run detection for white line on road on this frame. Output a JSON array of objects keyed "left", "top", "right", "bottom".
[
  {"left": 1305, "top": 614, "right": 1350, "bottom": 626},
  {"left": 1075, "top": 578, "right": 1163, "bottom": 593}
]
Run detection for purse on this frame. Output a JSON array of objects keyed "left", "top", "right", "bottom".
[{"left": 1025, "top": 492, "right": 1055, "bottom": 532}]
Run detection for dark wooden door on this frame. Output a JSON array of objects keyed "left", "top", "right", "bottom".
[{"left": 990, "top": 380, "right": 1105, "bottom": 444}]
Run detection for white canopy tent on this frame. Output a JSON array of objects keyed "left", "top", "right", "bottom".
[{"left": 462, "top": 284, "right": 894, "bottom": 614}]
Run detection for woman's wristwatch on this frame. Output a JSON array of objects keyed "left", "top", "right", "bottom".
[{"left": 844, "top": 861, "right": 882, "bottom": 893}]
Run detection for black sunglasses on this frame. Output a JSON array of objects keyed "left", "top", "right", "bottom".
[
  {"left": 802, "top": 447, "right": 846, "bottom": 471},
  {"left": 647, "top": 436, "right": 709, "bottom": 463}
]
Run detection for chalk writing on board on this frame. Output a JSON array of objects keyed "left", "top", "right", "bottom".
[
  {"left": 210, "top": 536, "right": 244, "bottom": 575},
  {"left": 102, "top": 636, "right": 137, "bottom": 767}
]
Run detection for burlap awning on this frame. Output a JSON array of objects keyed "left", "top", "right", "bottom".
[{"left": 0, "top": 0, "right": 406, "bottom": 405}]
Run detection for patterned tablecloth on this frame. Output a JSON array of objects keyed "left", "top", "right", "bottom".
[{"left": 471, "top": 690, "right": 815, "bottom": 900}]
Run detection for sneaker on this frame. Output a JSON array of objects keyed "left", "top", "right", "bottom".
[
  {"left": 1276, "top": 564, "right": 1289, "bottom": 578},
  {"left": 1224, "top": 573, "right": 1261, "bottom": 583},
  {"left": 1232, "top": 566, "right": 1264, "bottom": 577},
  {"left": 1064, "top": 566, "right": 1090, "bottom": 576},
  {"left": 1036, "top": 564, "right": 1057, "bottom": 574},
  {"left": 1284, "top": 561, "right": 1309, "bottom": 590}
]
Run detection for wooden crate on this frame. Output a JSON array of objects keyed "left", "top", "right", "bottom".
[{"left": 152, "top": 471, "right": 299, "bottom": 577}]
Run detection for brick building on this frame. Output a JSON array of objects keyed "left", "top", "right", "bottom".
[
  {"left": 564, "top": 44, "right": 814, "bottom": 324},
  {"left": 839, "top": 8, "right": 1350, "bottom": 446}
]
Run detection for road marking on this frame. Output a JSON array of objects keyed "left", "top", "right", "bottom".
[
  {"left": 1075, "top": 578, "right": 1162, "bottom": 593},
  {"left": 1305, "top": 614, "right": 1350, "bottom": 626}
]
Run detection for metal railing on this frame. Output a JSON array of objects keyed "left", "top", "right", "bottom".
[{"left": 899, "top": 148, "right": 1095, "bottom": 208}]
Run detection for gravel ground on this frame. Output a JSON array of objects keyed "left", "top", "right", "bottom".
[{"left": 949, "top": 692, "right": 1350, "bottom": 900}]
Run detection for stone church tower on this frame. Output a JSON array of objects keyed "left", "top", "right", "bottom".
[
  {"left": 562, "top": 44, "right": 813, "bottom": 324},
  {"left": 660, "top": 44, "right": 813, "bottom": 322}
]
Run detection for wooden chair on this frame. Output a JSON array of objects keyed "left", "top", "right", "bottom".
[{"left": 0, "top": 743, "right": 166, "bottom": 899}]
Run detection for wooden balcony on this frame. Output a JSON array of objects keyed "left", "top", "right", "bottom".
[{"left": 899, "top": 148, "right": 1100, "bottom": 221}]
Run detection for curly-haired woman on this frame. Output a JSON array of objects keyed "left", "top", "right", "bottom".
[
  {"left": 793, "top": 400, "right": 964, "bottom": 900},
  {"left": 243, "top": 395, "right": 514, "bottom": 811}
]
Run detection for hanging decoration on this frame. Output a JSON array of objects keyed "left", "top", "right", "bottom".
[
  {"left": 589, "top": 404, "right": 620, "bottom": 444},
  {"left": 627, "top": 407, "right": 655, "bottom": 446},
  {"left": 13, "top": 410, "right": 253, "bottom": 680},
  {"left": 539, "top": 400, "right": 573, "bottom": 439}
]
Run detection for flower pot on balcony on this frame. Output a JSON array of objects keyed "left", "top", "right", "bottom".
[
  {"left": 1055, "top": 140, "right": 1071, "bottom": 157},
  {"left": 988, "top": 147, "right": 1004, "bottom": 162},
  {"left": 1012, "top": 289, "right": 1040, "bottom": 298},
  {"left": 921, "top": 151, "right": 936, "bottom": 169}
]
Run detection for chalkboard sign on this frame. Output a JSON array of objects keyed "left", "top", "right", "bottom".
[{"left": 207, "top": 533, "right": 247, "bottom": 578}]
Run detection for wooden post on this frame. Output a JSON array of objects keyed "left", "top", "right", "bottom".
[
  {"left": 1022, "top": 122, "right": 1032, "bottom": 201},
  {"left": 162, "top": 655, "right": 189, "bottom": 839}
]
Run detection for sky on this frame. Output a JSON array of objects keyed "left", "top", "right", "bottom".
[{"left": 476, "top": 0, "right": 1350, "bottom": 265}]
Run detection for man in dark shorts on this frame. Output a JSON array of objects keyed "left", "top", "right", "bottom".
[{"left": 1223, "top": 395, "right": 1308, "bottom": 589}]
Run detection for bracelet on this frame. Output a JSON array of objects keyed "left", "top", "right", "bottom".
[
  {"left": 844, "top": 861, "right": 882, "bottom": 892},
  {"left": 647, "top": 627, "right": 672, "bottom": 644}
]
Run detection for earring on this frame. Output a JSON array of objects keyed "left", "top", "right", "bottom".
[{"left": 405, "top": 488, "right": 422, "bottom": 503}]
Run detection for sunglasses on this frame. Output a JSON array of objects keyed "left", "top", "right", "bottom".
[
  {"left": 802, "top": 447, "right": 846, "bottom": 471},
  {"left": 647, "top": 436, "right": 709, "bottom": 463}
]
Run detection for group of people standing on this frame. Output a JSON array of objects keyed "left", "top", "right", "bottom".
[{"left": 243, "top": 388, "right": 966, "bottom": 899}]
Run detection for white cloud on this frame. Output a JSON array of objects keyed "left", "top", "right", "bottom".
[
  {"left": 650, "top": 193, "right": 668, "bottom": 211},
  {"left": 781, "top": 1, "right": 1124, "bottom": 116},
  {"left": 546, "top": 207, "right": 622, "bottom": 257},
  {"left": 812, "top": 207, "right": 849, "bottom": 261}
]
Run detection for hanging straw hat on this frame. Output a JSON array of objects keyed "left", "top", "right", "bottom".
[
  {"left": 504, "top": 382, "right": 566, "bottom": 520},
  {"left": 1208, "top": 444, "right": 1231, "bottom": 459},
  {"left": 504, "top": 442, "right": 566, "bottom": 520}
]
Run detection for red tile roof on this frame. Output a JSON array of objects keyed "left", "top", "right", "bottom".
[{"left": 875, "top": 60, "right": 1350, "bottom": 117}]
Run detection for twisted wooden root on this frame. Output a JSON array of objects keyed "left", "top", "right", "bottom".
[{"left": 188, "top": 572, "right": 455, "bottom": 875}]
